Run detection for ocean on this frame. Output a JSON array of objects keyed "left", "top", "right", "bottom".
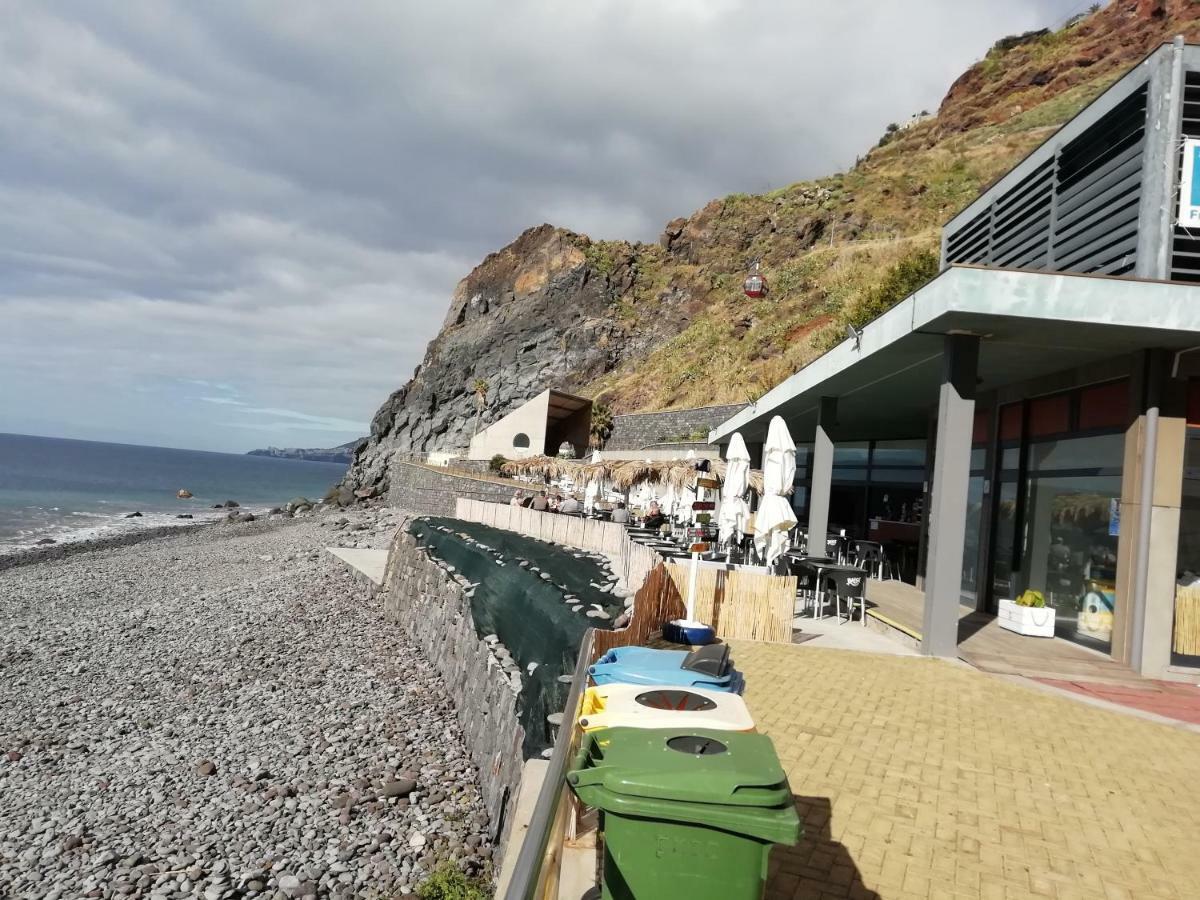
[{"left": 0, "top": 433, "right": 349, "bottom": 550}]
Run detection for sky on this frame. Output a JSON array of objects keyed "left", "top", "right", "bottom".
[{"left": 0, "top": 0, "right": 1095, "bottom": 453}]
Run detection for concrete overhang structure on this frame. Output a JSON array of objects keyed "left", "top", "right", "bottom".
[
  {"left": 711, "top": 265, "right": 1200, "bottom": 446},
  {"left": 469, "top": 389, "right": 592, "bottom": 461}
]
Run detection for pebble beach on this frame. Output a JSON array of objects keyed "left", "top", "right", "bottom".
[{"left": 0, "top": 508, "right": 493, "bottom": 900}]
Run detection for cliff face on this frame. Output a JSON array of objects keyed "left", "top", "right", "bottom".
[
  {"left": 344, "top": 225, "right": 689, "bottom": 495},
  {"left": 343, "top": 0, "right": 1200, "bottom": 499}
]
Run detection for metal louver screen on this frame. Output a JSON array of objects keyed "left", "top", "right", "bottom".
[
  {"left": 1171, "top": 71, "right": 1200, "bottom": 283},
  {"left": 944, "top": 85, "right": 1148, "bottom": 277}
]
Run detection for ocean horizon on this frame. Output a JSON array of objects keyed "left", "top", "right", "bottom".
[{"left": 0, "top": 432, "right": 348, "bottom": 549}]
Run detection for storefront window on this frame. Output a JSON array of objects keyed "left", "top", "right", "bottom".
[
  {"left": 1021, "top": 434, "right": 1123, "bottom": 652},
  {"left": 1173, "top": 385, "right": 1200, "bottom": 667}
]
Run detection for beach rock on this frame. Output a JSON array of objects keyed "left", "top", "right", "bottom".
[
  {"left": 35, "top": 538, "right": 56, "bottom": 545},
  {"left": 175, "top": 514, "right": 193, "bottom": 519},
  {"left": 177, "top": 489, "right": 193, "bottom": 498},
  {"left": 222, "top": 500, "right": 240, "bottom": 508},
  {"left": 124, "top": 511, "right": 143, "bottom": 518},
  {"left": 381, "top": 778, "right": 417, "bottom": 799},
  {"left": 0, "top": 515, "right": 492, "bottom": 896}
]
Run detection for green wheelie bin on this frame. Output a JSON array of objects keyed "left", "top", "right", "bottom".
[{"left": 567, "top": 726, "right": 801, "bottom": 900}]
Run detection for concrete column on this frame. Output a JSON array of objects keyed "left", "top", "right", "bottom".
[
  {"left": 922, "top": 335, "right": 980, "bottom": 657},
  {"left": 807, "top": 398, "right": 837, "bottom": 555}
]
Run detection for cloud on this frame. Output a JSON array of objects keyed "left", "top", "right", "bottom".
[{"left": 0, "top": 0, "right": 1068, "bottom": 452}]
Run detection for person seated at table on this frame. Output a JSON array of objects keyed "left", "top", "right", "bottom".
[
  {"left": 531, "top": 491, "right": 549, "bottom": 512},
  {"left": 643, "top": 500, "right": 666, "bottom": 530},
  {"left": 610, "top": 501, "right": 630, "bottom": 524},
  {"left": 560, "top": 495, "right": 581, "bottom": 514},
  {"left": 510, "top": 490, "right": 526, "bottom": 507},
  {"left": 548, "top": 494, "right": 561, "bottom": 513}
]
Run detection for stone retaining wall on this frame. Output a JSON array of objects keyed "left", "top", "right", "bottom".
[
  {"left": 604, "top": 403, "right": 746, "bottom": 450},
  {"left": 383, "top": 528, "right": 525, "bottom": 856},
  {"left": 388, "top": 462, "right": 518, "bottom": 516}
]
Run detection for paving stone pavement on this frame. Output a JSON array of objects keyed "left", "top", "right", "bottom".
[{"left": 727, "top": 639, "right": 1200, "bottom": 900}]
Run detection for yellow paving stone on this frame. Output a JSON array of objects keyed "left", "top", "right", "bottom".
[{"left": 728, "top": 640, "right": 1200, "bottom": 900}]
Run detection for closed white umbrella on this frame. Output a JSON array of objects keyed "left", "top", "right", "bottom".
[
  {"left": 718, "top": 433, "right": 751, "bottom": 548},
  {"left": 754, "top": 416, "right": 798, "bottom": 567},
  {"left": 584, "top": 477, "right": 600, "bottom": 514}
]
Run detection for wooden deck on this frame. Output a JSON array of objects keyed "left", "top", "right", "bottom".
[{"left": 864, "top": 578, "right": 1148, "bottom": 686}]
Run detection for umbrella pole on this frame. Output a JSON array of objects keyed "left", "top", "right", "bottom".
[{"left": 686, "top": 551, "right": 699, "bottom": 622}]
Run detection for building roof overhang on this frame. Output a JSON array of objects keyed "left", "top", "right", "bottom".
[{"left": 710, "top": 265, "right": 1200, "bottom": 444}]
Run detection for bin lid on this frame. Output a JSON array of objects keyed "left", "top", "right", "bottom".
[
  {"left": 568, "top": 727, "right": 790, "bottom": 808},
  {"left": 578, "top": 684, "right": 755, "bottom": 732},
  {"left": 681, "top": 643, "right": 729, "bottom": 677}
]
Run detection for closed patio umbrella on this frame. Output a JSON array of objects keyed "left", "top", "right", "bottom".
[
  {"left": 718, "top": 433, "right": 751, "bottom": 550},
  {"left": 754, "top": 416, "right": 798, "bottom": 567}
]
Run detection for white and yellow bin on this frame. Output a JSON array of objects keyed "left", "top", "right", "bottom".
[{"left": 578, "top": 683, "right": 755, "bottom": 733}]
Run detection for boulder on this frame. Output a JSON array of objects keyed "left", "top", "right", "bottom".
[
  {"left": 124, "top": 511, "right": 142, "bottom": 518},
  {"left": 176, "top": 489, "right": 193, "bottom": 499},
  {"left": 286, "top": 497, "right": 311, "bottom": 513},
  {"left": 236, "top": 512, "right": 256, "bottom": 523},
  {"left": 35, "top": 538, "right": 56, "bottom": 545},
  {"left": 222, "top": 500, "right": 240, "bottom": 508},
  {"left": 175, "top": 514, "right": 193, "bottom": 520}
]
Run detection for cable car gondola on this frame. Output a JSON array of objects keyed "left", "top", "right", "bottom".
[{"left": 743, "top": 262, "right": 767, "bottom": 299}]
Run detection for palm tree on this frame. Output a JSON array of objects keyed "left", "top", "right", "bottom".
[
  {"left": 471, "top": 378, "right": 489, "bottom": 438},
  {"left": 589, "top": 400, "right": 613, "bottom": 450}
]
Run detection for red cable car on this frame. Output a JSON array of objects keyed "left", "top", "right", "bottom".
[{"left": 743, "top": 265, "right": 767, "bottom": 299}]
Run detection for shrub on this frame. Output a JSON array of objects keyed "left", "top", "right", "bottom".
[
  {"left": 844, "top": 248, "right": 939, "bottom": 332},
  {"left": 415, "top": 862, "right": 490, "bottom": 900},
  {"left": 1015, "top": 590, "right": 1046, "bottom": 609},
  {"left": 488, "top": 454, "right": 507, "bottom": 473}
]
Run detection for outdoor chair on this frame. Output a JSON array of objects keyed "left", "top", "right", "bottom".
[{"left": 825, "top": 571, "right": 867, "bottom": 625}]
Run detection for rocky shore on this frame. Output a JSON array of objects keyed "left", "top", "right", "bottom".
[{"left": 0, "top": 509, "right": 493, "bottom": 899}]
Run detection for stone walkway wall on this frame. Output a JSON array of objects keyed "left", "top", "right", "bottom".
[
  {"left": 388, "top": 462, "right": 518, "bottom": 516},
  {"left": 604, "top": 403, "right": 746, "bottom": 450},
  {"left": 383, "top": 528, "right": 525, "bottom": 857}
]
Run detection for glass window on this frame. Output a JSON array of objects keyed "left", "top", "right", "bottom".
[
  {"left": 1174, "top": 384, "right": 1200, "bottom": 667},
  {"left": 962, "top": 476, "right": 986, "bottom": 605},
  {"left": 872, "top": 440, "right": 926, "bottom": 466},
  {"left": 1029, "top": 394, "right": 1071, "bottom": 437},
  {"left": 999, "top": 403, "right": 1023, "bottom": 441},
  {"left": 1078, "top": 380, "right": 1129, "bottom": 431},
  {"left": 1028, "top": 433, "right": 1125, "bottom": 473},
  {"left": 871, "top": 467, "right": 925, "bottom": 484},
  {"left": 833, "top": 443, "right": 870, "bottom": 465},
  {"left": 832, "top": 467, "right": 867, "bottom": 482},
  {"left": 1021, "top": 473, "right": 1120, "bottom": 652}
]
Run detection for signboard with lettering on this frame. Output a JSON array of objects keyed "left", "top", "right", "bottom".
[{"left": 1179, "top": 139, "right": 1200, "bottom": 228}]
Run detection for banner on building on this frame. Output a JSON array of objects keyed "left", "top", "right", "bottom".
[{"left": 1179, "top": 138, "right": 1200, "bottom": 228}]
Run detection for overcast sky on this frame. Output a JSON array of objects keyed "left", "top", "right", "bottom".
[{"left": 0, "top": 0, "right": 1089, "bottom": 453}]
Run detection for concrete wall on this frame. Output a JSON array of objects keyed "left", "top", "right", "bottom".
[
  {"left": 468, "top": 392, "right": 549, "bottom": 461},
  {"left": 389, "top": 462, "right": 520, "bottom": 516},
  {"left": 1119, "top": 412, "right": 1190, "bottom": 679},
  {"left": 383, "top": 528, "right": 526, "bottom": 856},
  {"left": 604, "top": 404, "right": 746, "bottom": 450}
]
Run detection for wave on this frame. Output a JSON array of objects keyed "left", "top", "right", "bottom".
[{"left": 0, "top": 506, "right": 268, "bottom": 554}]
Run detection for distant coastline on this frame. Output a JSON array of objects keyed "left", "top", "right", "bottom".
[{"left": 247, "top": 438, "right": 365, "bottom": 465}]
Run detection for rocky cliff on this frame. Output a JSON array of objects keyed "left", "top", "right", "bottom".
[{"left": 342, "top": 0, "right": 1200, "bottom": 500}]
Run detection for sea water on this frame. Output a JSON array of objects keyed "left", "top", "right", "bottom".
[{"left": 0, "top": 433, "right": 348, "bottom": 549}]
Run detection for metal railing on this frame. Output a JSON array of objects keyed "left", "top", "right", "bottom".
[{"left": 502, "top": 629, "right": 595, "bottom": 900}]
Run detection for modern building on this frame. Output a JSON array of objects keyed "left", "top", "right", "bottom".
[
  {"left": 467, "top": 389, "right": 592, "bottom": 462},
  {"left": 711, "top": 39, "right": 1200, "bottom": 681}
]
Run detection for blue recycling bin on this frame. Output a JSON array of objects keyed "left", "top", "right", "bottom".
[{"left": 589, "top": 644, "right": 734, "bottom": 691}]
